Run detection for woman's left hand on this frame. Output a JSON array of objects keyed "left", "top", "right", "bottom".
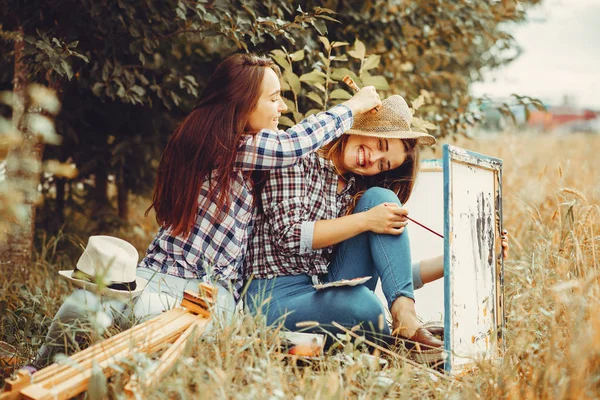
[{"left": 501, "top": 229, "right": 509, "bottom": 259}]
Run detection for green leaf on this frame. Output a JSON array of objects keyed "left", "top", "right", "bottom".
[
  {"left": 412, "top": 95, "right": 425, "bottom": 110},
  {"left": 130, "top": 85, "right": 146, "bottom": 96},
  {"left": 289, "top": 49, "right": 304, "bottom": 62},
  {"left": 313, "top": 83, "right": 326, "bottom": 93},
  {"left": 92, "top": 83, "right": 105, "bottom": 97},
  {"left": 283, "top": 70, "right": 301, "bottom": 94},
  {"left": 318, "top": 36, "right": 331, "bottom": 51},
  {"left": 312, "top": 20, "right": 328, "bottom": 35},
  {"left": 332, "top": 41, "right": 350, "bottom": 48},
  {"left": 306, "top": 92, "right": 323, "bottom": 106},
  {"left": 314, "top": 6, "right": 335, "bottom": 14},
  {"left": 271, "top": 54, "right": 292, "bottom": 71},
  {"left": 299, "top": 71, "right": 327, "bottom": 85},
  {"left": 278, "top": 116, "right": 295, "bottom": 127},
  {"left": 361, "top": 75, "right": 389, "bottom": 90},
  {"left": 305, "top": 108, "right": 321, "bottom": 117},
  {"left": 271, "top": 49, "right": 287, "bottom": 58},
  {"left": 293, "top": 111, "right": 303, "bottom": 123},
  {"left": 348, "top": 39, "right": 366, "bottom": 60},
  {"left": 316, "top": 15, "right": 340, "bottom": 23},
  {"left": 72, "top": 52, "right": 89, "bottom": 63},
  {"left": 329, "top": 89, "right": 352, "bottom": 100},
  {"left": 362, "top": 54, "right": 380, "bottom": 71},
  {"left": 282, "top": 98, "right": 295, "bottom": 111},
  {"left": 60, "top": 60, "right": 73, "bottom": 80},
  {"left": 329, "top": 68, "right": 358, "bottom": 82},
  {"left": 319, "top": 53, "right": 331, "bottom": 67},
  {"left": 412, "top": 117, "right": 436, "bottom": 131}
]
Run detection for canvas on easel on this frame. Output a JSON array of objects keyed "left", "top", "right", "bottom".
[
  {"left": 369, "top": 145, "right": 505, "bottom": 375},
  {"left": 443, "top": 144, "right": 505, "bottom": 375}
]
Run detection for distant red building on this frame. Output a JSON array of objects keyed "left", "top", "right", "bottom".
[{"left": 529, "top": 106, "right": 599, "bottom": 131}]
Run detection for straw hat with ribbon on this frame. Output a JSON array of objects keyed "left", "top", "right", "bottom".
[
  {"left": 59, "top": 235, "right": 147, "bottom": 299},
  {"left": 347, "top": 95, "right": 436, "bottom": 146}
]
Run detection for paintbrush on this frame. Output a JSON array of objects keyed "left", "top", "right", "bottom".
[{"left": 342, "top": 75, "right": 381, "bottom": 112}]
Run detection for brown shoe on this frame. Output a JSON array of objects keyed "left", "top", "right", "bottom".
[
  {"left": 407, "top": 328, "right": 444, "bottom": 350},
  {"left": 396, "top": 328, "right": 444, "bottom": 364},
  {"left": 423, "top": 322, "right": 444, "bottom": 341}
]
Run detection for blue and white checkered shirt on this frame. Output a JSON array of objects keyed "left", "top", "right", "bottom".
[{"left": 139, "top": 105, "right": 354, "bottom": 300}]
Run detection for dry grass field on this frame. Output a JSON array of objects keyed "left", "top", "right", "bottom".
[{"left": 1, "top": 132, "right": 599, "bottom": 399}]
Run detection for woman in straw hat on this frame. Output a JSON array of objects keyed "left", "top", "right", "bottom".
[
  {"left": 28, "top": 53, "right": 382, "bottom": 370},
  {"left": 244, "top": 94, "right": 508, "bottom": 356}
]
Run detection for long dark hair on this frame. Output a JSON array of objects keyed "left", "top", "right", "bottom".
[
  {"left": 320, "top": 136, "right": 420, "bottom": 213},
  {"left": 147, "top": 53, "right": 280, "bottom": 237}
]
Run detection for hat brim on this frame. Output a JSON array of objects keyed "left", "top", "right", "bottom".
[
  {"left": 58, "top": 270, "right": 148, "bottom": 300},
  {"left": 345, "top": 128, "right": 436, "bottom": 146}
]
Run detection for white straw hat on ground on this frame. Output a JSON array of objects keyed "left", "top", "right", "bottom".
[
  {"left": 58, "top": 235, "right": 147, "bottom": 299},
  {"left": 347, "top": 95, "right": 437, "bottom": 146}
]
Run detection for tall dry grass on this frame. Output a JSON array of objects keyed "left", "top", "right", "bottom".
[
  {"left": 439, "top": 132, "right": 600, "bottom": 399},
  {"left": 1, "top": 132, "right": 599, "bottom": 399}
]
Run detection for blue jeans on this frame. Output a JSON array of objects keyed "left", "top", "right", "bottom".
[
  {"left": 34, "top": 268, "right": 235, "bottom": 368},
  {"left": 245, "top": 187, "right": 414, "bottom": 345}
]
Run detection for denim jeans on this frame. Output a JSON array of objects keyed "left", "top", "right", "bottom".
[
  {"left": 245, "top": 187, "right": 414, "bottom": 345},
  {"left": 34, "top": 268, "right": 235, "bottom": 368}
]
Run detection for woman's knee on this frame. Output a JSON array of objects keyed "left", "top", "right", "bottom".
[
  {"left": 58, "top": 290, "right": 103, "bottom": 320},
  {"left": 357, "top": 187, "right": 402, "bottom": 211},
  {"left": 339, "top": 288, "right": 386, "bottom": 330},
  {"left": 55, "top": 290, "right": 121, "bottom": 333}
]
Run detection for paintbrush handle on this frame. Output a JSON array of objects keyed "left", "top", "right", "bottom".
[
  {"left": 405, "top": 215, "right": 444, "bottom": 239},
  {"left": 342, "top": 75, "right": 381, "bottom": 112}
]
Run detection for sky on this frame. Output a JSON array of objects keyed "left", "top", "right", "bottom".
[{"left": 471, "top": 0, "right": 600, "bottom": 109}]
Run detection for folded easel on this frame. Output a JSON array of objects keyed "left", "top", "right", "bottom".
[{"left": 1, "top": 283, "right": 216, "bottom": 400}]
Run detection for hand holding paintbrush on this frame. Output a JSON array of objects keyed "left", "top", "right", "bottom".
[
  {"left": 340, "top": 76, "right": 382, "bottom": 115},
  {"left": 342, "top": 75, "right": 382, "bottom": 113}
]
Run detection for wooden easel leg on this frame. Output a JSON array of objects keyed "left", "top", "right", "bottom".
[
  {"left": 19, "top": 311, "right": 199, "bottom": 400},
  {"left": 123, "top": 318, "right": 210, "bottom": 398}
]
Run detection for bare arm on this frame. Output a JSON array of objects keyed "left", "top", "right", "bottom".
[
  {"left": 415, "top": 233, "right": 510, "bottom": 286},
  {"left": 312, "top": 214, "right": 368, "bottom": 249},
  {"left": 417, "top": 255, "right": 444, "bottom": 285},
  {"left": 312, "top": 203, "right": 408, "bottom": 249}
]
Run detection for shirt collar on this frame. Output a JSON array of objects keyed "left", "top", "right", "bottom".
[{"left": 318, "top": 157, "right": 356, "bottom": 194}]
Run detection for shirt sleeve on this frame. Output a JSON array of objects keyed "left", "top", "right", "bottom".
[
  {"left": 412, "top": 260, "right": 424, "bottom": 290},
  {"left": 261, "top": 159, "right": 311, "bottom": 257},
  {"left": 300, "top": 221, "right": 316, "bottom": 254},
  {"left": 235, "top": 104, "right": 353, "bottom": 171}
]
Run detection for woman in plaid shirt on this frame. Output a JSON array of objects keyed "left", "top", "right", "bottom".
[
  {"left": 135, "top": 53, "right": 380, "bottom": 316},
  {"left": 30, "top": 53, "right": 381, "bottom": 369},
  {"left": 244, "top": 95, "right": 447, "bottom": 355}
]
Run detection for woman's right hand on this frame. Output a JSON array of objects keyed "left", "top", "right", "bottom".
[
  {"left": 363, "top": 203, "right": 409, "bottom": 235},
  {"left": 342, "top": 86, "right": 382, "bottom": 115}
]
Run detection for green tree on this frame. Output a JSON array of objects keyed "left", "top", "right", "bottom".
[
  {"left": 0, "top": 0, "right": 545, "bottom": 271},
  {"left": 273, "top": 0, "right": 545, "bottom": 136},
  {"left": 0, "top": 0, "right": 330, "bottom": 270}
]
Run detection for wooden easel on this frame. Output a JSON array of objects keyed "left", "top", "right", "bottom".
[{"left": 1, "top": 283, "right": 215, "bottom": 400}]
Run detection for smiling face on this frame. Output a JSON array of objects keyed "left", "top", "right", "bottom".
[
  {"left": 247, "top": 67, "right": 288, "bottom": 132},
  {"left": 338, "top": 135, "right": 408, "bottom": 176}
]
